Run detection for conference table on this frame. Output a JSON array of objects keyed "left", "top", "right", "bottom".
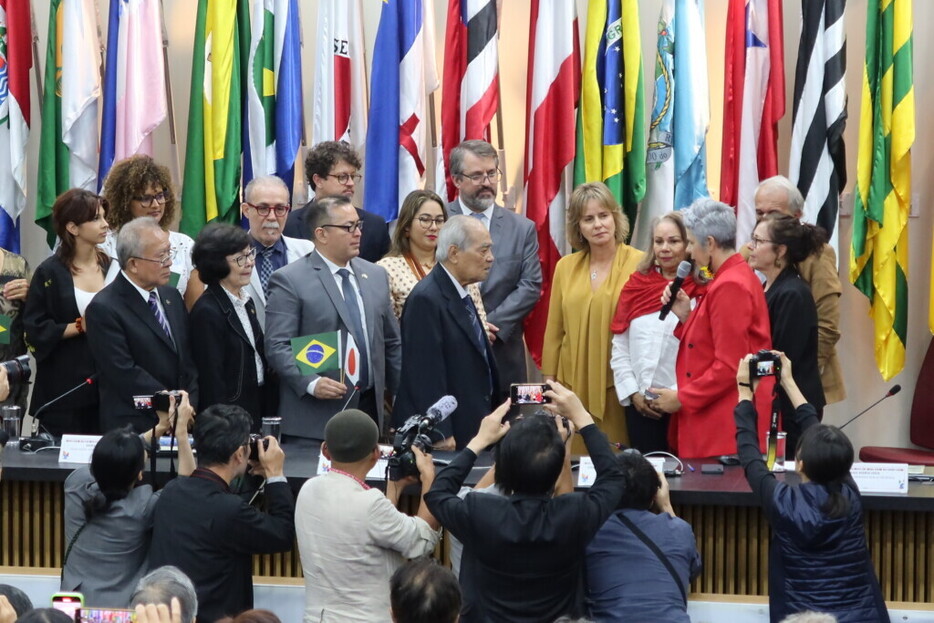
[{"left": 3, "top": 439, "right": 933, "bottom": 603}]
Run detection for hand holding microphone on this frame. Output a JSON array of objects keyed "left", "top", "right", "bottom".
[{"left": 659, "top": 261, "right": 693, "bottom": 322}]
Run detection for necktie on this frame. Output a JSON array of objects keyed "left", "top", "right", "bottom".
[
  {"left": 471, "top": 212, "right": 486, "bottom": 227},
  {"left": 464, "top": 295, "right": 492, "bottom": 390},
  {"left": 259, "top": 247, "right": 275, "bottom": 295},
  {"left": 148, "top": 291, "right": 173, "bottom": 340},
  {"left": 337, "top": 268, "right": 369, "bottom": 388}
]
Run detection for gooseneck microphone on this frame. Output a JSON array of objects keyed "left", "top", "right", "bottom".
[
  {"left": 839, "top": 385, "right": 901, "bottom": 430},
  {"left": 19, "top": 376, "right": 97, "bottom": 452},
  {"left": 659, "top": 261, "right": 693, "bottom": 321}
]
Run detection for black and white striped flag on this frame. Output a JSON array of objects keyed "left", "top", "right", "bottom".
[{"left": 789, "top": 0, "right": 847, "bottom": 248}]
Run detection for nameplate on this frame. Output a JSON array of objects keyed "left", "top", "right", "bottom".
[
  {"left": 59, "top": 435, "right": 102, "bottom": 464},
  {"left": 647, "top": 457, "right": 666, "bottom": 473},
  {"left": 316, "top": 445, "right": 392, "bottom": 480},
  {"left": 851, "top": 462, "right": 909, "bottom": 494},
  {"left": 577, "top": 456, "right": 596, "bottom": 487}
]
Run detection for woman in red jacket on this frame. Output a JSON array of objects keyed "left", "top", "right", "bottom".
[{"left": 650, "top": 199, "right": 773, "bottom": 457}]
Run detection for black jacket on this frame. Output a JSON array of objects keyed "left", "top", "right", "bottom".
[{"left": 284, "top": 203, "right": 390, "bottom": 263}]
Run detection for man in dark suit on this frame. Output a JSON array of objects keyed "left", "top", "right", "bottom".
[
  {"left": 266, "top": 195, "right": 401, "bottom": 439},
  {"left": 86, "top": 217, "right": 198, "bottom": 432},
  {"left": 284, "top": 140, "right": 390, "bottom": 262},
  {"left": 447, "top": 140, "right": 542, "bottom": 388},
  {"left": 149, "top": 404, "right": 294, "bottom": 623},
  {"left": 395, "top": 215, "right": 499, "bottom": 449}
]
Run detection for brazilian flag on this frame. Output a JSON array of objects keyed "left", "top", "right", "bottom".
[
  {"left": 290, "top": 332, "right": 339, "bottom": 375},
  {"left": 0, "top": 315, "right": 10, "bottom": 345}
]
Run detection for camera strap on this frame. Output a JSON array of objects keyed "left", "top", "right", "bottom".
[
  {"left": 618, "top": 513, "right": 687, "bottom": 605},
  {"left": 61, "top": 522, "right": 89, "bottom": 582},
  {"left": 765, "top": 386, "right": 780, "bottom": 471}
]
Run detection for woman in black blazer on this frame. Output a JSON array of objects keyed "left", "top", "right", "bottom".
[
  {"left": 24, "top": 189, "right": 114, "bottom": 435},
  {"left": 746, "top": 213, "right": 827, "bottom": 457},
  {"left": 190, "top": 223, "right": 276, "bottom": 428}
]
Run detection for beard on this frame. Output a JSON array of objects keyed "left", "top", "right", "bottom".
[{"left": 462, "top": 190, "right": 495, "bottom": 212}]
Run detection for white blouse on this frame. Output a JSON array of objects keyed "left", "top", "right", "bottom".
[{"left": 610, "top": 311, "right": 682, "bottom": 407}]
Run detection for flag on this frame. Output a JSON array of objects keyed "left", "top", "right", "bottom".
[
  {"left": 573, "top": 0, "right": 645, "bottom": 234},
  {"left": 672, "top": 0, "right": 709, "bottom": 212},
  {"left": 291, "top": 331, "right": 340, "bottom": 374},
  {"left": 364, "top": 0, "right": 438, "bottom": 222},
  {"left": 98, "top": 0, "right": 168, "bottom": 188},
  {"left": 179, "top": 0, "right": 249, "bottom": 237},
  {"left": 0, "top": 0, "right": 31, "bottom": 252},
  {"left": 312, "top": 0, "right": 367, "bottom": 156},
  {"left": 243, "top": 0, "right": 303, "bottom": 190},
  {"left": 36, "top": 0, "right": 102, "bottom": 249},
  {"left": 0, "top": 313, "right": 9, "bottom": 344},
  {"left": 440, "top": 0, "right": 499, "bottom": 200},
  {"left": 850, "top": 0, "right": 913, "bottom": 380},
  {"left": 521, "top": 0, "right": 580, "bottom": 366},
  {"left": 342, "top": 330, "right": 360, "bottom": 387},
  {"left": 719, "top": 0, "right": 784, "bottom": 245},
  {"left": 788, "top": 0, "right": 847, "bottom": 252}
]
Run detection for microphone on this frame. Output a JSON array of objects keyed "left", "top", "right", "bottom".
[
  {"left": 20, "top": 376, "right": 97, "bottom": 451},
  {"left": 420, "top": 395, "right": 458, "bottom": 427},
  {"left": 659, "top": 261, "right": 693, "bottom": 320},
  {"left": 839, "top": 385, "right": 901, "bottom": 430}
]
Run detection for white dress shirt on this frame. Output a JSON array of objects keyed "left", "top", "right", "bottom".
[{"left": 610, "top": 311, "right": 682, "bottom": 406}]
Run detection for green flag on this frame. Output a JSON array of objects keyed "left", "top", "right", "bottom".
[
  {"left": 291, "top": 332, "right": 340, "bottom": 375},
  {"left": 0, "top": 314, "right": 11, "bottom": 345}
]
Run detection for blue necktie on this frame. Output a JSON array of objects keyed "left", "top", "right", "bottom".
[
  {"left": 148, "top": 291, "right": 173, "bottom": 341},
  {"left": 337, "top": 268, "right": 369, "bottom": 389},
  {"left": 471, "top": 212, "right": 486, "bottom": 228},
  {"left": 259, "top": 247, "right": 275, "bottom": 295},
  {"left": 464, "top": 295, "right": 492, "bottom": 391}
]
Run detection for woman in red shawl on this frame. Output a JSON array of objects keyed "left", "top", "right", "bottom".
[{"left": 610, "top": 212, "right": 704, "bottom": 452}]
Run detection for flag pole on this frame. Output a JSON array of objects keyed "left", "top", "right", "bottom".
[
  {"left": 294, "top": 0, "right": 308, "bottom": 206},
  {"left": 427, "top": 89, "right": 439, "bottom": 191},
  {"left": 491, "top": 8, "right": 511, "bottom": 212},
  {"left": 29, "top": 0, "right": 42, "bottom": 115},
  {"left": 159, "top": 0, "right": 182, "bottom": 192}
]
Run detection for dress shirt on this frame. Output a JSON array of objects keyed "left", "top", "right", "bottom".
[
  {"left": 122, "top": 271, "right": 169, "bottom": 321},
  {"left": 610, "top": 311, "right": 683, "bottom": 406},
  {"left": 250, "top": 235, "right": 288, "bottom": 272},
  {"left": 223, "top": 287, "right": 264, "bottom": 385}
]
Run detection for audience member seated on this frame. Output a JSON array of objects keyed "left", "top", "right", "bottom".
[
  {"left": 14, "top": 610, "right": 72, "bottom": 623},
  {"left": 734, "top": 352, "right": 889, "bottom": 623},
  {"left": 425, "top": 382, "right": 626, "bottom": 622},
  {"left": 585, "top": 450, "right": 701, "bottom": 623},
  {"left": 0, "top": 585, "right": 31, "bottom": 620},
  {"left": 62, "top": 395, "right": 194, "bottom": 607},
  {"left": 216, "top": 610, "right": 282, "bottom": 623},
  {"left": 148, "top": 404, "right": 294, "bottom": 623},
  {"left": 130, "top": 566, "right": 199, "bottom": 623},
  {"left": 390, "top": 558, "right": 462, "bottom": 623},
  {"left": 296, "top": 409, "right": 440, "bottom": 622}
]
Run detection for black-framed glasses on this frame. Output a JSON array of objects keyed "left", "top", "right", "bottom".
[
  {"left": 415, "top": 215, "right": 446, "bottom": 228},
  {"left": 132, "top": 192, "right": 167, "bottom": 207},
  {"left": 322, "top": 221, "right": 364, "bottom": 234},
  {"left": 458, "top": 169, "right": 501, "bottom": 184},
  {"left": 132, "top": 246, "right": 177, "bottom": 268},
  {"left": 230, "top": 248, "right": 257, "bottom": 267},
  {"left": 750, "top": 236, "right": 775, "bottom": 248},
  {"left": 325, "top": 172, "right": 362, "bottom": 185},
  {"left": 245, "top": 202, "right": 291, "bottom": 217}
]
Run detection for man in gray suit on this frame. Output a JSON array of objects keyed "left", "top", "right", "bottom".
[
  {"left": 241, "top": 175, "right": 315, "bottom": 327},
  {"left": 447, "top": 140, "right": 542, "bottom": 387},
  {"left": 265, "top": 195, "right": 401, "bottom": 439}
]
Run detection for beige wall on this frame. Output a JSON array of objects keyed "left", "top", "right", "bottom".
[{"left": 19, "top": 0, "right": 933, "bottom": 453}]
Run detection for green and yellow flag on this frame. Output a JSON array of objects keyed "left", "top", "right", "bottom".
[
  {"left": 180, "top": 0, "right": 250, "bottom": 237},
  {"left": 291, "top": 332, "right": 340, "bottom": 375},
  {"left": 850, "top": 0, "right": 914, "bottom": 381},
  {"left": 573, "top": 0, "right": 646, "bottom": 235},
  {"left": 0, "top": 314, "right": 11, "bottom": 345}
]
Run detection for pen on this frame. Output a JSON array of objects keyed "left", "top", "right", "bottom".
[{"left": 687, "top": 463, "right": 696, "bottom": 472}]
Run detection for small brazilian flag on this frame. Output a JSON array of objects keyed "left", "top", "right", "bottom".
[
  {"left": 0, "top": 315, "right": 11, "bottom": 345},
  {"left": 291, "top": 331, "right": 339, "bottom": 374}
]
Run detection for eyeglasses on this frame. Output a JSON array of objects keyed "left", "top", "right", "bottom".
[
  {"left": 415, "top": 215, "right": 446, "bottom": 228},
  {"left": 322, "top": 221, "right": 364, "bottom": 234},
  {"left": 750, "top": 236, "right": 775, "bottom": 248},
  {"left": 458, "top": 169, "right": 501, "bottom": 184},
  {"left": 325, "top": 172, "right": 362, "bottom": 185},
  {"left": 132, "top": 192, "right": 167, "bottom": 207},
  {"left": 230, "top": 248, "right": 257, "bottom": 267},
  {"left": 246, "top": 202, "right": 290, "bottom": 217},
  {"left": 132, "top": 246, "right": 177, "bottom": 267}
]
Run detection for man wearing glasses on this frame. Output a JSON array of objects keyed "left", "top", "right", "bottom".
[
  {"left": 283, "top": 141, "right": 392, "bottom": 263},
  {"left": 266, "top": 196, "right": 401, "bottom": 440},
  {"left": 241, "top": 175, "right": 315, "bottom": 327},
  {"left": 86, "top": 217, "right": 199, "bottom": 432},
  {"left": 448, "top": 140, "right": 542, "bottom": 389}
]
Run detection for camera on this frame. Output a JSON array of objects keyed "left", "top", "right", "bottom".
[
  {"left": 152, "top": 390, "right": 182, "bottom": 413},
  {"left": 248, "top": 433, "right": 269, "bottom": 461},
  {"left": 387, "top": 415, "right": 437, "bottom": 481},
  {"left": 749, "top": 350, "right": 781, "bottom": 379},
  {"left": 0, "top": 354, "right": 31, "bottom": 385}
]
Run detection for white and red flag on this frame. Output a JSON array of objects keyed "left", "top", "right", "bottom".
[{"left": 0, "top": 0, "right": 31, "bottom": 252}]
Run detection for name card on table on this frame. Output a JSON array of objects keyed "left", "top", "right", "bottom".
[
  {"left": 851, "top": 462, "right": 908, "bottom": 494},
  {"left": 577, "top": 457, "right": 596, "bottom": 487},
  {"left": 317, "top": 445, "right": 393, "bottom": 480},
  {"left": 59, "top": 435, "right": 102, "bottom": 464}
]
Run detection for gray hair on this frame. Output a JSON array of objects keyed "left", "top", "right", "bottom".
[
  {"left": 682, "top": 198, "right": 737, "bottom": 251},
  {"left": 130, "top": 565, "right": 198, "bottom": 623},
  {"left": 779, "top": 613, "right": 837, "bottom": 623},
  {"left": 436, "top": 215, "right": 483, "bottom": 263},
  {"left": 244, "top": 174, "right": 289, "bottom": 204},
  {"left": 756, "top": 175, "right": 805, "bottom": 216},
  {"left": 116, "top": 216, "right": 163, "bottom": 269},
  {"left": 449, "top": 140, "right": 498, "bottom": 176}
]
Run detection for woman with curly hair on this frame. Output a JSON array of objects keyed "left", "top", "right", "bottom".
[{"left": 101, "top": 155, "right": 204, "bottom": 308}]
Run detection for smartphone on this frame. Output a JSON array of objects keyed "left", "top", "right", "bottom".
[
  {"left": 78, "top": 608, "right": 137, "bottom": 622},
  {"left": 51, "top": 592, "right": 84, "bottom": 619},
  {"left": 510, "top": 383, "right": 551, "bottom": 405},
  {"left": 643, "top": 389, "right": 660, "bottom": 400}
]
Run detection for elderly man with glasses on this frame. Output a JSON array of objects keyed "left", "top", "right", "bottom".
[{"left": 86, "top": 217, "right": 199, "bottom": 432}]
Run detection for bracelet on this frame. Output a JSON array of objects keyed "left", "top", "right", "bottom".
[
  {"left": 738, "top": 382, "right": 751, "bottom": 388},
  {"left": 75, "top": 317, "right": 85, "bottom": 334}
]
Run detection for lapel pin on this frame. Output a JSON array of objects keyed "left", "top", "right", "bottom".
[{"left": 362, "top": 273, "right": 368, "bottom": 279}]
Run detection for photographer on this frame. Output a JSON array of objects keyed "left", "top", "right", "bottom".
[
  {"left": 734, "top": 353, "right": 888, "bottom": 623},
  {"left": 295, "top": 409, "right": 441, "bottom": 622}
]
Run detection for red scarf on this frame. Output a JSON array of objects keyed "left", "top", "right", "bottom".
[{"left": 610, "top": 267, "right": 705, "bottom": 334}]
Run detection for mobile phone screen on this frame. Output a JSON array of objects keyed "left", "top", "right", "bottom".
[
  {"left": 78, "top": 608, "right": 137, "bottom": 622},
  {"left": 510, "top": 383, "right": 550, "bottom": 405},
  {"left": 52, "top": 594, "right": 83, "bottom": 619}
]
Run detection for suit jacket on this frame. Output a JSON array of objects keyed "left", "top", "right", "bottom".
[
  {"left": 265, "top": 250, "right": 402, "bottom": 439},
  {"left": 244, "top": 234, "right": 315, "bottom": 327},
  {"left": 447, "top": 201, "right": 541, "bottom": 386},
  {"left": 395, "top": 265, "right": 500, "bottom": 447},
  {"left": 284, "top": 203, "right": 390, "bottom": 263},
  {"left": 796, "top": 244, "right": 844, "bottom": 403},
  {"left": 148, "top": 469, "right": 295, "bottom": 623},
  {"left": 85, "top": 272, "right": 198, "bottom": 432},
  {"left": 189, "top": 283, "right": 277, "bottom": 426}
]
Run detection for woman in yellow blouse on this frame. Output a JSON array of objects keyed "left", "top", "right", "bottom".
[{"left": 542, "top": 182, "right": 644, "bottom": 447}]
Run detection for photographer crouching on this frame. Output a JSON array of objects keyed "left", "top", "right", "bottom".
[{"left": 294, "top": 409, "right": 441, "bottom": 623}]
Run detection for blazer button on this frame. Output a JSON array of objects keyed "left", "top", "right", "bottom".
[
  {"left": 688, "top": 343, "right": 694, "bottom": 349},
  {"left": 686, "top": 372, "right": 692, "bottom": 378}
]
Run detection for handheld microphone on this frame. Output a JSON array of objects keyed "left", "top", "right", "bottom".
[
  {"left": 20, "top": 376, "right": 97, "bottom": 451},
  {"left": 659, "top": 261, "right": 693, "bottom": 320},
  {"left": 839, "top": 385, "right": 901, "bottom": 430},
  {"left": 421, "top": 395, "right": 458, "bottom": 427}
]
